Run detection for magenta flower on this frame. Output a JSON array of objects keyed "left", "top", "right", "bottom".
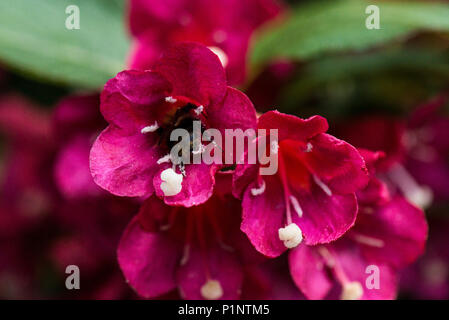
[
  {"left": 336, "top": 94, "right": 449, "bottom": 208},
  {"left": 0, "top": 94, "right": 54, "bottom": 236},
  {"left": 289, "top": 150, "right": 428, "bottom": 300},
  {"left": 90, "top": 43, "right": 257, "bottom": 207},
  {"left": 128, "top": 0, "right": 284, "bottom": 85},
  {"left": 404, "top": 93, "right": 449, "bottom": 202},
  {"left": 233, "top": 110, "right": 369, "bottom": 257},
  {"left": 118, "top": 173, "right": 264, "bottom": 299},
  {"left": 53, "top": 94, "right": 107, "bottom": 199}
]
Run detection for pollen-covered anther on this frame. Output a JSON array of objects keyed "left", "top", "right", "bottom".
[
  {"left": 141, "top": 122, "right": 159, "bottom": 134},
  {"left": 160, "top": 168, "right": 183, "bottom": 196},
  {"left": 305, "top": 142, "right": 313, "bottom": 153},
  {"left": 194, "top": 105, "right": 204, "bottom": 115},
  {"left": 251, "top": 180, "right": 266, "bottom": 196},
  {"left": 278, "top": 223, "right": 303, "bottom": 249},
  {"left": 165, "top": 96, "right": 177, "bottom": 104},
  {"left": 341, "top": 281, "right": 363, "bottom": 300},
  {"left": 200, "top": 279, "right": 223, "bottom": 300}
]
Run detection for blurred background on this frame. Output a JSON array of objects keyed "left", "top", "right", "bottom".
[{"left": 0, "top": 0, "right": 448, "bottom": 299}]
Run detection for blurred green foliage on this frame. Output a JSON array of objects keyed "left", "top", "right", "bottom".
[
  {"left": 248, "top": 0, "right": 449, "bottom": 119},
  {"left": 0, "top": 0, "right": 129, "bottom": 89},
  {"left": 251, "top": 0, "right": 449, "bottom": 70}
]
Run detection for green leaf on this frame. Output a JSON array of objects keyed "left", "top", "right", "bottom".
[
  {"left": 251, "top": 0, "right": 449, "bottom": 69},
  {"left": 0, "top": 0, "right": 130, "bottom": 89}
]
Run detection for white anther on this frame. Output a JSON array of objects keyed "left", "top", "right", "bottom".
[
  {"left": 160, "top": 168, "right": 183, "bottom": 196},
  {"left": 313, "top": 175, "right": 333, "bottom": 196},
  {"left": 251, "top": 180, "right": 266, "bottom": 196},
  {"left": 165, "top": 96, "right": 177, "bottom": 104},
  {"left": 305, "top": 142, "right": 313, "bottom": 153},
  {"left": 157, "top": 154, "right": 171, "bottom": 165},
  {"left": 341, "top": 281, "right": 363, "bottom": 300},
  {"left": 270, "top": 140, "right": 279, "bottom": 154},
  {"left": 278, "top": 223, "right": 303, "bottom": 249},
  {"left": 200, "top": 280, "right": 223, "bottom": 300},
  {"left": 289, "top": 195, "right": 303, "bottom": 217},
  {"left": 141, "top": 122, "right": 159, "bottom": 134},
  {"left": 194, "top": 105, "right": 204, "bottom": 115},
  {"left": 208, "top": 46, "right": 229, "bottom": 68}
]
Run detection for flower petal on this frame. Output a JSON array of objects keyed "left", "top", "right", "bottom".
[
  {"left": 90, "top": 126, "right": 162, "bottom": 197},
  {"left": 101, "top": 70, "right": 172, "bottom": 132},
  {"left": 352, "top": 197, "right": 428, "bottom": 269},
  {"left": 258, "top": 111, "right": 328, "bottom": 142},
  {"left": 291, "top": 185, "right": 358, "bottom": 245},
  {"left": 117, "top": 217, "right": 182, "bottom": 298},
  {"left": 289, "top": 245, "right": 333, "bottom": 300},
  {"left": 241, "top": 175, "right": 287, "bottom": 257},
  {"left": 207, "top": 87, "right": 257, "bottom": 133},
  {"left": 55, "top": 135, "right": 103, "bottom": 199},
  {"left": 154, "top": 42, "right": 227, "bottom": 106},
  {"left": 153, "top": 163, "right": 217, "bottom": 207},
  {"left": 302, "top": 133, "right": 369, "bottom": 194},
  {"left": 333, "top": 242, "right": 398, "bottom": 300}
]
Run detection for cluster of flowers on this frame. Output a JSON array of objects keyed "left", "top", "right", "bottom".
[{"left": 1, "top": 0, "right": 448, "bottom": 299}]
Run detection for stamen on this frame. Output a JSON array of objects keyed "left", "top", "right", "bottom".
[
  {"left": 141, "top": 122, "right": 159, "bottom": 134},
  {"left": 318, "top": 247, "right": 363, "bottom": 300},
  {"left": 178, "top": 163, "right": 186, "bottom": 177},
  {"left": 200, "top": 279, "right": 223, "bottom": 300},
  {"left": 305, "top": 142, "right": 313, "bottom": 153},
  {"left": 313, "top": 175, "right": 333, "bottom": 196},
  {"left": 278, "top": 223, "right": 303, "bottom": 249},
  {"left": 180, "top": 244, "right": 191, "bottom": 266},
  {"left": 194, "top": 105, "right": 204, "bottom": 115},
  {"left": 317, "top": 246, "right": 335, "bottom": 268},
  {"left": 388, "top": 164, "right": 433, "bottom": 209},
  {"left": 341, "top": 281, "right": 363, "bottom": 300},
  {"left": 157, "top": 154, "right": 171, "bottom": 164},
  {"left": 251, "top": 180, "right": 266, "bottom": 196},
  {"left": 160, "top": 168, "right": 183, "bottom": 196},
  {"left": 289, "top": 195, "right": 303, "bottom": 217},
  {"left": 352, "top": 233, "right": 384, "bottom": 248},
  {"left": 165, "top": 96, "right": 177, "bottom": 104},
  {"left": 192, "top": 143, "right": 205, "bottom": 155},
  {"left": 208, "top": 46, "right": 228, "bottom": 68}
]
